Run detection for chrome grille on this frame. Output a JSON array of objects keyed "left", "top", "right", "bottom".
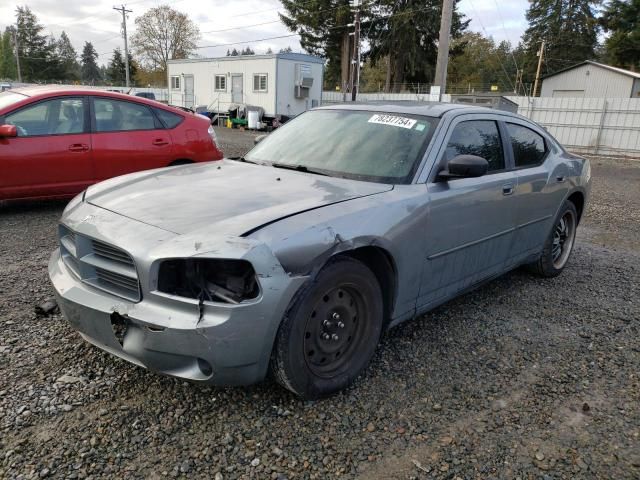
[{"left": 58, "top": 225, "right": 141, "bottom": 302}]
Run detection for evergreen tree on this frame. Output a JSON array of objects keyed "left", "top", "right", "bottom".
[
  {"left": 266, "top": 47, "right": 273, "bottom": 54},
  {"left": 240, "top": 46, "right": 255, "bottom": 55},
  {"left": 15, "top": 6, "right": 55, "bottom": 81},
  {"left": 279, "top": 46, "right": 293, "bottom": 53},
  {"left": 280, "top": 0, "right": 355, "bottom": 91},
  {"left": 600, "top": 0, "right": 640, "bottom": 70},
  {"left": 107, "top": 48, "right": 126, "bottom": 84},
  {"left": 229, "top": 48, "right": 239, "bottom": 56},
  {"left": 81, "top": 42, "right": 101, "bottom": 84},
  {"left": 57, "top": 31, "right": 80, "bottom": 81},
  {"left": 0, "top": 27, "right": 17, "bottom": 80},
  {"left": 521, "top": 0, "right": 599, "bottom": 81},
  {"left": 367, "top": 0, "right": 468, "bottom": 92}
]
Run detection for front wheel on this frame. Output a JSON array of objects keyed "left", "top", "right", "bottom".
[
  {"left": 527, "top": 200, "right": 578, "bottom": 277},
  {"left": 270, "top": 257, "right": 383, "bottom": 399}
]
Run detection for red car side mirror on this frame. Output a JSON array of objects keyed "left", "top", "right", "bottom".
[{"left": 0, "top": 124, "right": 17, "bottom": 138}]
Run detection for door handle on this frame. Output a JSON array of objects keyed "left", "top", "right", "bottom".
[
  {"left": 502, "top": 184, "right": 514, "bottom": 196},
  {"left": 152, "top": 139, "right": 169, "bottom": 146},
  {"left": 556, "top": 175, "right": 566, "bottom": 183},
  {"left": 68, "top": 143, "right": 89, "bottom": 152}
]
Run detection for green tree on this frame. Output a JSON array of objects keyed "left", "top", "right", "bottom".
[
  {"left": 240, "top": 46, "right": 255, "bottom": 55},
  {"left": 521, "top": 0, "right": 599, "bottom": 82},
  {"left": 367, "top": 0, "right": 468, "bottom": 92},
  {"left": 600, "top": 0, "right": 640, "bottom": 70},
  {"left": 107, "top": 48, "right": 126, "bottom": 84},
  {"left": 81, "top": 41, "right": 101, "bottom": 84},
  {"left": 57, "top": 31, "right": 80, "bottom": 81},
  {"left": 15, "top": 6, "right": 56, "bottom": 81},
  {"left": 0, "top": 27, "right": 17, "bottom": 80},
  {"left": 280, "top": 0, "right": 356, "bottom": 91},
  {"left": 448, "top": 33, "right": 519, "bottom": 93}
]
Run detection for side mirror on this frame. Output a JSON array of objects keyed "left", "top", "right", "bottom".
[
  {"left": 254, "top": 134, "right": 268, "bottom": 145},
  {"left": 438, "top": 155, "right": 488, "bottom": 180},
  {"left": 0, "top": 124, "right": 17, "bottom": 138}
]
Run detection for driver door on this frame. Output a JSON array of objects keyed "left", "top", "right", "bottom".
[
  {"left": 0, "top": 96, "right": 93, "bottom": 200},
  {"left": 417, "top": 115, "right": 518, "bottom": 309}
]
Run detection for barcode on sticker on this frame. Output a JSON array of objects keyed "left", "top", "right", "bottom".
[{"left": 368, "top": 114, "right": 417, "bottom": 129}]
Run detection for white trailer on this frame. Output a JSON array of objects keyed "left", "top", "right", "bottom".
[{"left": 167, "top": 53, "right": 324, "bottom": 120}]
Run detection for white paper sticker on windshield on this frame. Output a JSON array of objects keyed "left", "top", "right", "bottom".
[{"left": 368, "top": 114, "right": 417, "bottom": 129}]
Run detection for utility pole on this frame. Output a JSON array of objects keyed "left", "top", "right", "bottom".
[
  {"left": 348, "top": 0, "right": 361, "bottom": 101},
  {"left": 113, "top": 5, "right": 132, "bottom": 88},
  {"left": 13, "top": 26, "right": 22, "bottom": 83},
  {"left": 433, "top": 0, "right": 454, "bottom": 101},
  {"left": 532, "top": 41, "right": 545, "bottom": 97}
]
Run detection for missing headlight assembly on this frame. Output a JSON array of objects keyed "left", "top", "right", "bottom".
[{"left": 157, "top": 259, "right": 260, "bottom": 304}]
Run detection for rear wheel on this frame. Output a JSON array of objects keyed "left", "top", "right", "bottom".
[
  {"left": 271, "top": 257, "right": 383, "bottom": 399},
  {"left": 527, "top": 200, "right": 578, "bottom": 277}
]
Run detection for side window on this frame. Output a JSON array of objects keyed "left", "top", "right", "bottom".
[
  {"left": 93, "top": 98, "right": 156, "bottom": 132},
  {"left": 6, "top": 97, "right": 85, "bottom": 137},
  {"left": 444, "top": 120, "right": 505, "bottom": 172},
  {"left": 253, "top": 74, "right": 267, "bottom": 92},
  {"left": 154, "top": 108, "right": 183, "bottom": 129},
  {"left": 215, "top": 75, "right": 226, "bottom": 91},
  {"left": 507, "top": 123, "right": 547, "bottom": 167},
  {"left": 170, "top": 76, "right": 180, "bottom": 90}
]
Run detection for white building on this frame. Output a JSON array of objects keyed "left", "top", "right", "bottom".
[
  {"left": 541, "top": 61, "right": 640, "bottom": 98},
  {"left": 167, "top": 53, "right": 324, "bottom": 119}
]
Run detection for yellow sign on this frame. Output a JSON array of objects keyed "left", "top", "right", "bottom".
[{"left": 491, "top": 85, "right": 499, "bottom": 92}]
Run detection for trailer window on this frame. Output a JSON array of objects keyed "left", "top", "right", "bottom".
[
  {"left": 170, "top": 76, "right": 180, "bottom": 90},
  {"left": 253, "top": 74, "right": 267, "bottom": 92},
  {"left": 215, "top": 75, "right": 226, "bottom": 91}
]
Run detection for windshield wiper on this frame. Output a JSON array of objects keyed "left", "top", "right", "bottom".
[
  {"left": 271, "top": 163, "right": 330, "bottom": 176},
  {"left": 228, "top": 156, "right": 262, "bottom": 165}
]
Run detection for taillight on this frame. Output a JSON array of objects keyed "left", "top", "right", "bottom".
[{"left": 207, "top": 125, "right": 218, "bottom": 145}]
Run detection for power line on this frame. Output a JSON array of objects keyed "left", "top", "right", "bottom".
[{"left": 463, "top": 0, "right": 516, "bottom": 92}]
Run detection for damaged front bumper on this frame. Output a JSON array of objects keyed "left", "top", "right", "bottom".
[{"left": 48, "top": 204, "right": 307, "bottom": 386}]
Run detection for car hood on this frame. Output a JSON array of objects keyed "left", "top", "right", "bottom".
[{"left": 86, "top": 160, "right": 393, "bottom": 236}]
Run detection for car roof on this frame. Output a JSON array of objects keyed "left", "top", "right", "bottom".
[
  {"left": 9, "top": 85, "right": 168, "bottom": 109},
  {"left": 316, "top": 101, "right": 519, "bottom": 118}
]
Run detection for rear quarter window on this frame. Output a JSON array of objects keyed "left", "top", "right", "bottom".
[
  {"left": 155, "top": 108, "right": 184, "bottom": 129},
  {"left": 507, "top": 123, "right": 547, "bottom": 167}
]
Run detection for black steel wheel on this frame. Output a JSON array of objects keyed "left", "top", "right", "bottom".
[
  {"left": 526, "top": 200, "right": 578, "bottom": 277},
  {"left": 271, "top": 256, "right": 383, "bottom": 399}
]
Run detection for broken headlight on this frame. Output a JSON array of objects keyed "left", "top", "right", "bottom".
[{"left": 157, "top": 259, "right": 260, "bottom": 304}]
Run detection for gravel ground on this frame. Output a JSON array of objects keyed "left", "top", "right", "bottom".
[{"left": 1, "top": 129, "right": 638, "bottom": 479}]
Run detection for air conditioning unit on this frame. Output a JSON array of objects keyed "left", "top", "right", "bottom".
[{"left": 294, "top": 63, "right": 313, "bottom": 98}]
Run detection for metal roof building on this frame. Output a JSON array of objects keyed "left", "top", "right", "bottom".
[{"left": 540, "top": 61, "right": 640, "bottom": 98}]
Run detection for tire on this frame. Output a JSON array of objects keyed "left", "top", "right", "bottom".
[
  {"left": 271, "top": 256, "right": 383, "bottom": 399},
  {"left": 526, "top": 200, "right": 578, "bottom": 278}
]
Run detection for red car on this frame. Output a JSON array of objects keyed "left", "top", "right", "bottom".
[{"left": 0, "top": 86, "right": 223, "bottom": 201}]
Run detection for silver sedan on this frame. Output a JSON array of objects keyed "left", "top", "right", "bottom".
[{"left": 49, "top": 103, "right": 591, "bottom": 399}]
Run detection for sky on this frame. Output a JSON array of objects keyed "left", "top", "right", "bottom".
[{"left": 0, "top": 0, "right": 530, "bottom": 65}]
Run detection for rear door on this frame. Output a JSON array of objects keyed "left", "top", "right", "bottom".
[
  {"left": 0, "top": 96, "right": 93, "bottom": 200},
  {"left": 90, "top": 96, "right": 173, "bottom": 180},
  {"left": 504, "top": 120, "right": 569, "bottom": 264},
  {"left": 418, "top": 115, "right": 519, "bottom": 309}
]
